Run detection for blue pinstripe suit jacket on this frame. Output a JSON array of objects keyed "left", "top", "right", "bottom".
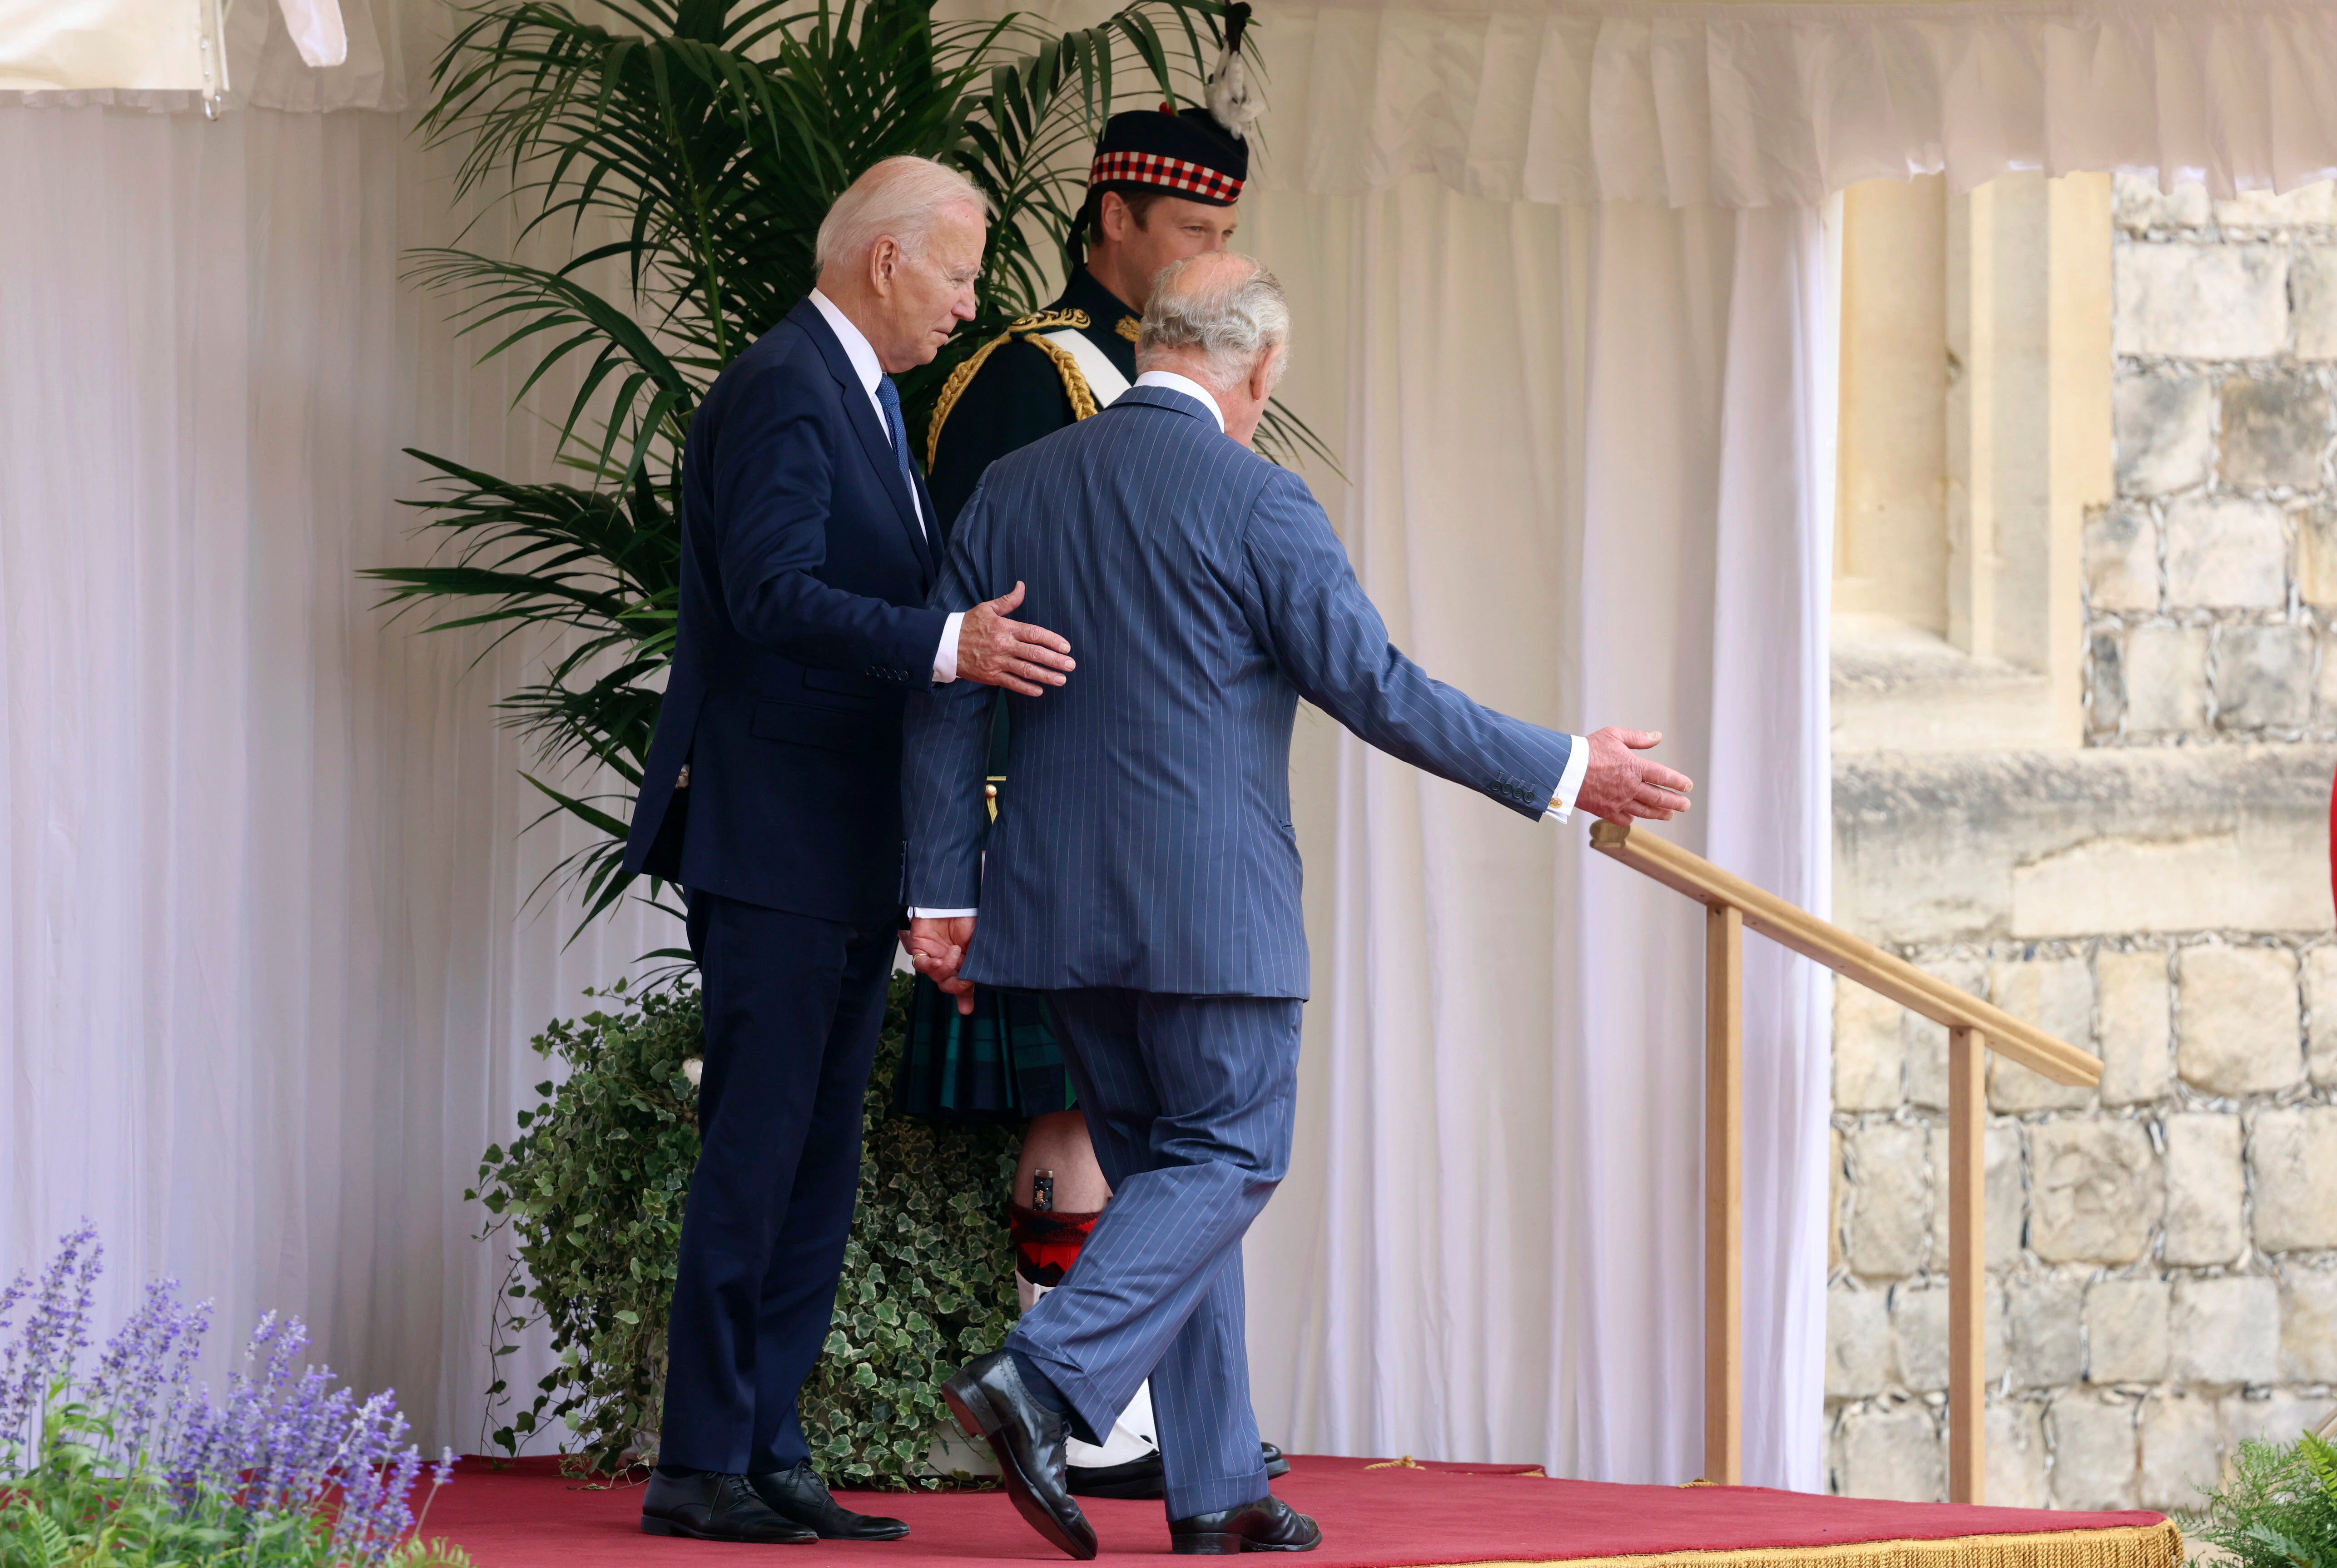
[{"left": 900, "top": 384, "right": 1575, "bottom": 998}]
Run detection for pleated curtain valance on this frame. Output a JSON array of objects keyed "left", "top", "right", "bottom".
[{"left": 1245, "top": 0, "right": 2337, "bottom": 206}]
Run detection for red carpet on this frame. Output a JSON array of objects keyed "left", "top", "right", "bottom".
[{"left": 417, "top": 1456, "right": 2177, "bottom": 1568}]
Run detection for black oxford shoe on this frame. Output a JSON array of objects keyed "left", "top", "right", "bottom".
[
  {"left": 1170, "top": 1495, "right": 1322, "bottom": 1555},
  {"left": 640, "top": 1470, "right": 817, "bottom": 1543},
  {"left": 942, "top": 1351, "right": 1097, "bottom": 1559},
  {"left": 750, "top": 1461, "right": 911, "bottom": 1541}
]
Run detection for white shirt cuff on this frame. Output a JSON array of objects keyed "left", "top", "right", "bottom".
[
  {"left": 907, "top": 907, "right": 978, "bottom": 918},
  {"left": 932, "top": 611, "right": 965, "bottom": 683},
  {"left": 1542, "top": 735, "right": 1591, "bottom": 823}
]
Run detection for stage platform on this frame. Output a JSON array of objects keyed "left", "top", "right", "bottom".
[{"left": 420, "top": 1455, "right": 2182, "bottom": 1568}]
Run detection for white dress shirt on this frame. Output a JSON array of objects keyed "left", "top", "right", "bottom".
[{"left": 809, "top": 289, "right": 963, "bottom": 684}]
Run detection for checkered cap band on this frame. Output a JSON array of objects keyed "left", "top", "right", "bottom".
[{"left": 1088, "top": 149, "right": 1243, "bottom": 203}]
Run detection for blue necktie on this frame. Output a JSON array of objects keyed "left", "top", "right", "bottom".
[{"left": 873, "top": 374, "right": 921, "bottom": 517}]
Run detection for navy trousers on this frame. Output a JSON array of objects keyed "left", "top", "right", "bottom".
[
  {"left": 1006, "top": 989, "right": 1301, "bottom": 1519},
  {"left": 660, "top": 890, "right": 896, "bottom": 1473}
]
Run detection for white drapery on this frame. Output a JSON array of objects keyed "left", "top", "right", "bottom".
[
  {"left": 1234, "top": 184, "right": 1834, "bottom": 1489},
  {"left": 0, "top": 101, "right": 673, "bottom": 1449},
  {"left": 7, "top": 0, "right": 2336, "bottom": 1474}
]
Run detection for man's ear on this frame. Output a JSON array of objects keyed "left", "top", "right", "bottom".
[{"left": 870, "top": 235, "right": 900, "bottom": 297}]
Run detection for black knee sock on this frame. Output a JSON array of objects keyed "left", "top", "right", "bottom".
[{"left": 656, "top": 1464, "right": 705, "bottom": 1479}]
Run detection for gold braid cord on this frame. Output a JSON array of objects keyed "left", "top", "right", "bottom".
[
  {"left": 926, "top": 309, "right": 1099, "bottom": 466},
  {"left": 1404, "top": 1521, "right": 2184, "bottom": 1568}
]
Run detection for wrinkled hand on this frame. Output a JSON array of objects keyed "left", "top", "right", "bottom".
[
  {"left": 1575, "top": 727, "right": 1695, "bottom": 825},
  {"left": 957, "top": 582, "right": 1074, "bottom": 697},
  {"left": 906, "top": 916, "right": 979, "bottom": 1015}
]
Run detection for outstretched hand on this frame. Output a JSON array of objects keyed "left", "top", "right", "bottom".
[
  {"left": 1575, "top": 727, "right": 1695, "bottom": 825},
  {"left": 957, "top": 582, "right": 1074, "bottom": 696},
  {"left": 905, "top": 915, "right": 979, "bottom": 1014}
]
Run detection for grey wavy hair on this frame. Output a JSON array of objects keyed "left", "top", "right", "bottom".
[
  {"left": 815, "top": 156, "right": 987, "bottom": 274},
  {"left": 1136, "top": 253, "right": 1291, "bottom": 394}
]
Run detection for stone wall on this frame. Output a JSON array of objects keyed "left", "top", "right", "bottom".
[
  {"left": 1826, "top": 174, "right": 2337, "bottom": 1507},
  {"left": 2090, "top": 176, "right": 2337, "bottom": 741}
]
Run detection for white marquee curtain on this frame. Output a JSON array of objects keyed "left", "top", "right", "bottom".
[
  {"left": 7, "top": 0, "right": 2335, "bottom": 1471},
  {"left": 1234, "top": 183, "right": 1833, "bottom": 1488},
  {"left": 0, "top": 98, "right": 675, "bottom": 1449}
]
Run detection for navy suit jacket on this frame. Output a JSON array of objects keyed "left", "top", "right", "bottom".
[
  {"left": 623, "top": 298, "right": 950, "bottom": 925},
  {"left": 900, "top": 384, "right": 1575, "bottom": 998}
]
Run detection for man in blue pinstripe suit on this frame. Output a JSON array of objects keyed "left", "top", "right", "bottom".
[{"left": 901, "top": 253, "right": 1693, "bottom": 1557}]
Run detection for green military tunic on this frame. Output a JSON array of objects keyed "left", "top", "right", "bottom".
[{"left": 893, "top": 268, "right": 1143, "bottom": 1124}]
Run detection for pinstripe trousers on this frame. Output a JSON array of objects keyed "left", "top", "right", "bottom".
[{"left": 1003, "top": 988, "right": 1301, "bottom": 1519}]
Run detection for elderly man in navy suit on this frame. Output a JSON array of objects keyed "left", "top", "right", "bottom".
[
  {"left": 622, "top": 156, "right": 1078, "bottom": 1545},
  {"left": 902, "top": 252, "right": 1695, "bottom": 1557}
]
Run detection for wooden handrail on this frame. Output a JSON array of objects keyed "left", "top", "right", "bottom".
[
  {"left": 1589, "top": 821, "right": 2101, "bottom": 1087},
  {"left": 1586, "top": 820, "right": 2106, "bottom": 1504}
]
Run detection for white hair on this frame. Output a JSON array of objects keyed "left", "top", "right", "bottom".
[
  {"left": 1136, "top": 253, "right": 1290, "bottom": 393},
  {"left": 814, "top": 156, "right": 987, "bottom": 274}
]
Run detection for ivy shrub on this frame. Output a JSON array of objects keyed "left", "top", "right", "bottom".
[{"left": 469, "top": 973, "right": 1021, "bottom": 1485}]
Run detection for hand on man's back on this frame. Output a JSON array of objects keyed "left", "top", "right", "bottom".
[
  {"left": 1575, "top": 727, "right": 1695, "bottom": 824},
  {"left": 957, "top": 581, "right": 1075, "bottom": 695}
]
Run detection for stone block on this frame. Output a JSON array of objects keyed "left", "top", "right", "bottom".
[
  {"left": 2140, "top": 1393, "right": 2226, "bottom": 1513},
  {"left": 2030, "top": 1122, "right": 2160, "bottom": 1265},
  {"left": 2221, "top": 1390, "right": 2337, "bottom": 1449},
  {"left": 2048, "top": 1395, "right": 2140, "bottom": 1511},
  {"left": 2163, "top": 1113, "right": 2247, "bottom": 1265},
  {"left": 2097, "top": 950, "right": 2173, "bottom": 1107},
  {"left": 1827, "top": 1284, "right": 1893, "bottom": 1399},
  {"left": 2302, "top": 947, "right": 2337, "bottom": 1086},
  {"left": 1893, "top": 1280, "right": 2007, "bottom": 1393},
  {"left": 2114, "top": 174, "right": 2211, "bottom": 233},
  {"left": 2086, "top": 506, "right": 2161, "bottom": 612},
  {"left": 2213, "top": 184, "right": 2337, "bottom": 228},
  {"left": 2170, "top": 1276, "right": 2281, "bottom": 1386},
  {"left": 2251, "top": 1107, "right": 2337, "bottom": 1252},
  {"left": 2115, "top": 242, "right": 2287, "bottom": 360},
  {"left": 2122, "top": 624, "right": 2211, "bottom": 734},
  {"left": 1835, "top": 980, "right": 1904, "bottom": 1112},
  {"left": 1985, "top": 958, "right": 2095, "bottom": 1112},
  {"left": 2164, "top": 494, "right": 2288, "bottom": 609},
  {"left": 2087, "top": 1277, "right": 2170, "bottom": 1384},
  {"left": 2007, "top": 1276, "right": 2084, "bottom": 1389},
  {"left": 2089, "top": 631, "right": 2125, "bottom": 735},
  {"left": 1988, "top": 1401, "right": 2049, "bottom": 1509},
  {"left": 1839, "top": 1401, "right": 1942, "bottom": 1502},
  {"left": 2299, "top": 507, "right": 2337, "bottom": 610},
  {"left": 1906, "top": 957, "right": 1986, "bottom": 1111},
  {"left": 1924, "top": 1125, "right": 2021, "bottom": 1273},
  {"left": 2294, "top": 246, "right": 2337, "bottom": 362},
  {"left": 2281, "top": 1271, "right": 2337, "bottom": 1384},
  {"left": 1846, "top": 1123, "right": 1930, "bottom": 1279},
  {"left": 2113, "top": 379, "right": 2212, "bottom": 500},
  {"left": 2216, "top": 624, "right": 2314, "bottom": 733},
  {"left": 2178, "top": 945, "right": 2303, "bottom": 1096},
  {"left": 2221, "top": 376, "right": 2332, "bottom": 491}
]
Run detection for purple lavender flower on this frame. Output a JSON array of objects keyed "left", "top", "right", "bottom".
[
  {"left": 0, "top": 1221, "right": 101, "bottom": 1461},
  {"left": 85, "top": 1275, "right": 211, "bottom": 1469}
]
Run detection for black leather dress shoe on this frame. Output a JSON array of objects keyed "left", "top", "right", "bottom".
[
  {"left": 640, "top": 1471, "right": 817, "bottom": 1543},
  {"left": 1069, "top": 1442, "right": 1294, "bottom": 1500},
  {"left": 750, "top": 1462, "right": 911, "bottom": 1541},
  {"left": 942, "top": 1351, "right": 1097, "bottom": 1559},
  {"left": 1169, "top": 1495, "right": 1321, "bottom": 1555}
]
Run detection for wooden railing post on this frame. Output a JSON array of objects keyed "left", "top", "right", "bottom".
[
  {"left": 1705, "top": 903, "right": 1744, "bottom": 1485},
  {"left": 1947, "top": 1025, "right": 1986, "bottom": 1503}
]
